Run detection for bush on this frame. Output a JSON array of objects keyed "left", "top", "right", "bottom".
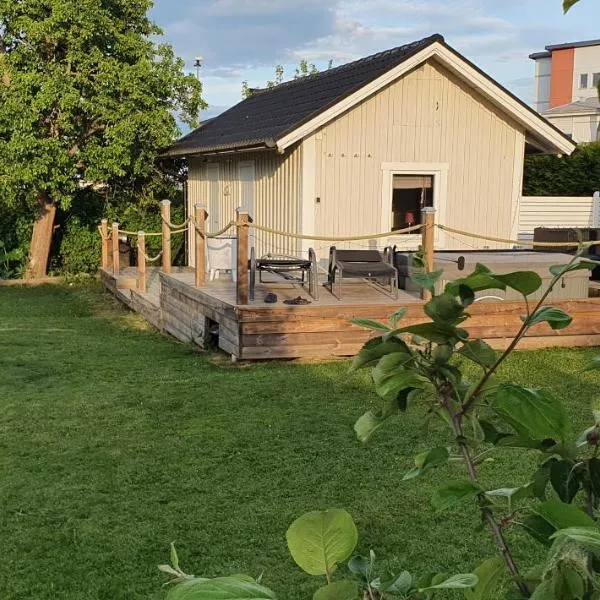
[
  {"left": 60, "top": 218, "right": 101, "bottom": 275},
  {"left": 524, "top": 141, "right": 600, "bottom": 196}
]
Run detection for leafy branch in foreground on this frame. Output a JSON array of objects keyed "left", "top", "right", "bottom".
[
  {"left": 160, "top": 509, "right": 479, "bottom": 600},
  {"left": 352, "top": 249, "right": 600, "bottom": 599}
]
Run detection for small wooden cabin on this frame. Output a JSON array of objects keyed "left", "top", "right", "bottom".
[{"left": 164, "top": 34, "right": 576, "bottom": 262}]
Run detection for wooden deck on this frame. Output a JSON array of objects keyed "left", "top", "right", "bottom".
[{"left": 101, "top": 267, "right": 600, "bottom": 360}]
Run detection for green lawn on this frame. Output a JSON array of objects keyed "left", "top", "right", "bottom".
[{"left": 1, "top": 283, "right": 600, "bottom": 599}]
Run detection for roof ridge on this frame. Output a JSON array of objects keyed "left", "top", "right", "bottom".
[{"left": 247, "top": 33, "right": 444, "bottom": 97}]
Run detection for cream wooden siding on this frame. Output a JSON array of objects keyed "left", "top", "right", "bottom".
[
  {"left": 310, "top": 59, "right": 524, "bottom": 258},
  {"left": 187, "top": 147, "right": 302, "bottom": 263},
  {"left": 518, "top": 194, "right": 600, "bottom": 240}
]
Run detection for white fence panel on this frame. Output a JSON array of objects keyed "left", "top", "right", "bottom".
[{"left": 518, "top": 192, "right": 600, "bottom": 240}]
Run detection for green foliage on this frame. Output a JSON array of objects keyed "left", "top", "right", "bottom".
[
  {"left": 351, "top": 248, "right": 600, "bottom": 598},
  {"left": 59, "top": 218, "right": 101, "bottom": 275},
  {"left": 523, "top": 141, "right": 600, "bottom": 196},
  {"left": 563, "top": 0, "right": 581, "bottom": 12},
  {"left": 0, "top": 0, "right": 204, "bottom": 275},
  {"left": 286, "top": 509, "right": 358, "bottom": 579},
  {"left": 242, "top": 59, "right": 333, "bottom": 98}
]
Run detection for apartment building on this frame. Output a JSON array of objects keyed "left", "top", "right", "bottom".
[{"left": 530, "top": 39, "right": 600, "bottom": 143}]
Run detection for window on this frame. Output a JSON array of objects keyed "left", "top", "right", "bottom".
[
  {"left": 580, "top": 73, "right": 589, "bottom": 89},
  {"left": 391, "top": 174, "right": 433, "bottom": 232},
  {"left": 594, "top": 73, "right": 600, "bottom": 87}
]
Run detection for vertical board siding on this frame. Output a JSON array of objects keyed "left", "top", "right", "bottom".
[
  {"left": 518, "top": 196, "right": 600, "bottom": 238},
  {"left": 186, "top": 147, "right": 302, "bottom": 264},
  {"left": 311, "top": 60, "right": 523, "bottom": 256}
]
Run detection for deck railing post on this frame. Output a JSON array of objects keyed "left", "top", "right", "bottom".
[
  {"left": 194, "top": 204, "right": 208, "bottom": 288},
  {"left": 161, "top": 199, "right": 171, "bottom": 273},
  {"left": 100, "top": 219, "right": 109, "bottom": 269},
  {"left": 421, "top": 207, "right": 436, "bottom": 301},
  {"left": 137, "top": 231, "right": 146, "bottom": 293},
  {"left": 112, "top": 222, "right": 120, "bottom": 276},
  {"left": 236, "top": 209, "right": 252, "bottom": 305}
]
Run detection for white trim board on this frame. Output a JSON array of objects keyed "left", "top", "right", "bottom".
[
  {"left": 379, "top": 162, "right": 449, "bottom": 250},
  {"left": 276, "top": 42, "right": 576, "bottom": 156}
]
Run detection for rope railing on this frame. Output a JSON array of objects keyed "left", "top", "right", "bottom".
[
  {"left": 101, "top": 201, "right": 600, "bottom": 307},
  {"left": 436, "top": 224, "right": 600, "bottom": 248}
]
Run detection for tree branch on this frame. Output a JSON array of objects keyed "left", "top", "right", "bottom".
[{"left": 460, "top": 250, "right": 583, "bottom": 416}]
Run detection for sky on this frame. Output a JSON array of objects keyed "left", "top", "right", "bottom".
[{"left": 150, "top": 0, "right": 600, "bottom": 120}]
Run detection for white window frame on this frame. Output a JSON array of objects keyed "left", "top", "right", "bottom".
[
  {"left": 380, "top": 162, "right": 448, "bottom": 250},
  {"left": 593, "top": 73, "right": 600, "bottom": 88},
  {"left": 580, "top": 73, "right": 589, "bottom": 89}
]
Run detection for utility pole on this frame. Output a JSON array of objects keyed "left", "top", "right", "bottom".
[{"left": 194, "top": 56, "right": 203, "bottom": 81}]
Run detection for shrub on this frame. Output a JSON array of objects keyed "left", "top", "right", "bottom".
[{"left": 60, "top": 218, "right": 101, "bottom": 275}]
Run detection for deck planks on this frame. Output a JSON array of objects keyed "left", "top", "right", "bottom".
[{"left": 101, "top": 267, "right": 600, "bottom": 360}]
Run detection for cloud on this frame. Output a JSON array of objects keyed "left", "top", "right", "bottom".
[{"left": 152, "top": 0, "right": 599, "bottom": 108}]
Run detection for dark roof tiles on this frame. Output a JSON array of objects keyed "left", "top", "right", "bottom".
[{"left": 166, "top": 34, "right": 444, "bottom": 156}]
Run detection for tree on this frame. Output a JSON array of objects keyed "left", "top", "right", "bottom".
[
  {"left": 242, "top": 59, "right": 332, "bottom": 99},
  {"left": 0, "top": 0, "right": 204, "bottom": 278},
  {"left": 563, "top": 0, "right": 580, "bottom": 11}
]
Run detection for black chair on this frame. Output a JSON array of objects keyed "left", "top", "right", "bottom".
[
  {"left": 328, "top": 247, "right": 398, "bottom": 299},
  {"left": 249, "top": 248, "right": 318, "bottom": 301}
]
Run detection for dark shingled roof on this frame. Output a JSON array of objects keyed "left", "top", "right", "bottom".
[{"left": 165, "top": 34, "right": 444, "bottom": 156}]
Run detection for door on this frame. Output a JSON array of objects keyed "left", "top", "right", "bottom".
[
  {"left": 206, "top": 164, "right": 220, "bottom": 233},
  {"left": 238, "top": 161, "right": 255, "bottom": 218}
]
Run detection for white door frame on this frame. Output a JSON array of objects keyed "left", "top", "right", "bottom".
[{"left": 380, "top": 162, "right": 449, "bottom": 250}]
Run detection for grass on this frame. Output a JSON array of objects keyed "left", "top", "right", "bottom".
[{"left": 1, "top": 283, "right": 600, "bottom": 599}]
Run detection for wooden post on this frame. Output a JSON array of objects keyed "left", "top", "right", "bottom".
[
  {"left": 137, "top": 231, "right": 146, "bottom": 293},
  {"left": 112, "top": 222, "right": 120, "bottom": 276},
  {"left": 236, "top": 209, "right": 252, "bottom": 305},
  {"left": 100, "top": 219, "right": 109, "bottom": 268},
  {"left": 194, "top": 204, "right": 208, "bottom": 287},
  {"left": 421, "top": 207, "right": 436, "bottom": 301},
  {"left": 161, "top": 199, "right": 171, "bottom": 273}
]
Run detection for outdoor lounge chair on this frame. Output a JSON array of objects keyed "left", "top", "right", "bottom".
[
  {"left": 249, "top": 247, "right": 319, "bottom": 302},
  {"left": 327, "top": 247, "right": 398, "bottom": 299}
]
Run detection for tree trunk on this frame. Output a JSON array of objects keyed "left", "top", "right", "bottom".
[{"left": 25, "top": 191, "right": 56, "bottom": 279}]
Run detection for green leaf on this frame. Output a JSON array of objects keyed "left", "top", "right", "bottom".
[
  {"left": 492, "top": 384, "right": 570, "bottom": 442},
  {"left": 390, "top": 308, "right": 406, "bottom": 327},
  {"left": 526, "top": 307, "right": 573, "bottom": 330},
  {"left": 563, "top": 0, "right": 580, "bottom": 13},
  {"left": 535, "top": 500, "right": 596, "bottom": 531},
  {"left": 379, "top": 571, "right": 412, "bottom": 595},
  {"left": 530, "top": 579, "right": 554, "bottom": 600},
  {"left": 445, "top": 263, "right": 505, "bottom": 294},
  {"left": 373, "top": 369, "right": 429, "bottom": 402},
  {"left": 549, "top": 260, "right": 600, "bottom": 277},
  {"left": 397, "top": 322, "right": 468, "bottom": 344},
  {"left": 313, "top": 581, "right": 359, "bottom": 600},
  {"left": 351, "top": 337, "right": 410, "bottom": 370},
  {"left": 550, "top": 527, "right": 600, "bottom": 553},
  {"left": 431, "top": 481, "right": 482, "bottom": 512},
  {"left": 286, "top": 509, "right": 358, "bottom": 577},
  {"left": 410, "top": 269, "right": 443, "bottom": 292},
  {"left": 491, "top": 271, "right": 542, "bottom": 297},
  {"left": 354, "top": 397, "right": 402, "bottom": 442},
  {"left": 351, "top": 319, "right": 390, "bottom": 332},
  {"left": 424, "top": 293, "right": 465, "bottom": 325},
  {"left": 420, "top": 573, "right": 478, "bottom": 591},
  {"left": 521, "top": 514, "right": 558, "bottom": 546},
  {"left": 170, "top": 542, "right": 180, "bottom": 571},
  {"left": 372, "top": 353, "right": 414, "bottom": 388},
  {"left": 458, "top": 340, "right": 496, "bottom": 368},
  {"left": 550, "top": 460, "right": 580, "bottom": 503},
  {"left": 485, "top": 485, "right": 532, "bottom": 508},
  {"left": 457, "top": 284, "right": 475, "bottom": 308},
  {"left": 347, "top": 555, "right": 370, "bottom": 579},
  {"left": 582, "top": 355, "right": 600, "bottom": 372},
  {"left": 464, "top": 557, "right": 504, "bottom": 600},
  {"left": 166, "top": 577, "right": 276, "bottom": 600},
  {"left": 403, "top": 446, "right": 449, "bottom": 480}
]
